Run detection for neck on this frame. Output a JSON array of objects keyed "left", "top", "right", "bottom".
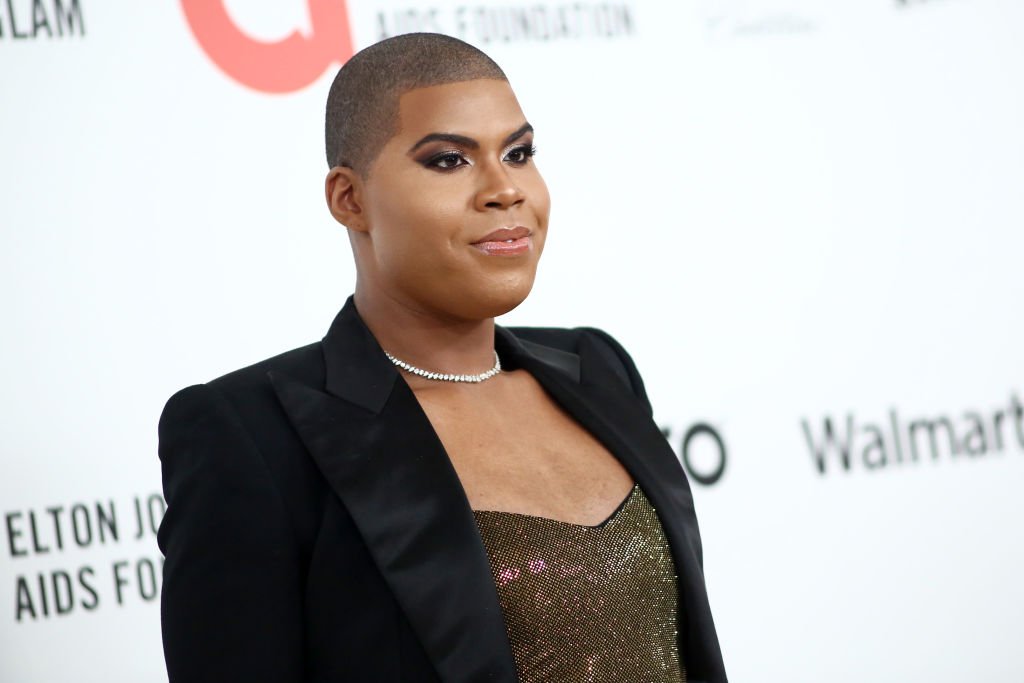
[{"left": 353, "top": 284, "right": 497, "bottom": 378}]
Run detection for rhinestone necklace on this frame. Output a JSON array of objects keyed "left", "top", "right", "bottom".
[{"left": 384, "top": 349, "right": 502, "bottom": 383}]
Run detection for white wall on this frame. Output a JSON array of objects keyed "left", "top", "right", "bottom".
[{"left": 2, "top": 1, "right": 1022, "bottom": 680}]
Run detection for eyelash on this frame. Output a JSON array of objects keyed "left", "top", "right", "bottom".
[
  {"left": 425, "top": 144, "right": 537, "bottom": 171},
  {"left": 506, "top": 144, "right": 537, "bottom": 164}
]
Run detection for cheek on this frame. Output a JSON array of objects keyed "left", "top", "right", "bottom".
[
  {"left": 372, "top": 195, "right": 464, "bottom": 273},
  {"left": 533, "top": 182, "right": 551, "bottom": 258},
  {"left": 526, "top": 174, "right": 551, "bottom": 226}
]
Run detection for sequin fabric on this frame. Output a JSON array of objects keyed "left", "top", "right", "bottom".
[{"left": 472, "top": 484, "right": 685, "bottom": 683}]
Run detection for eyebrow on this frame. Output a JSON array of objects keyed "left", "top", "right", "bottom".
[{"left": 407, "top": 122, "right": 534, "bottom": 154}]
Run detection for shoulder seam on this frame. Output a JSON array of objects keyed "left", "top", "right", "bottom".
[
  {"left": 577, "top": 327, "right": 653, "bottom": 416},
  {"left": 204, "top": 382, "right": 301, "bottom": 543}
]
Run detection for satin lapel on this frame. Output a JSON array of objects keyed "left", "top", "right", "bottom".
[
  {"left": 269, "top": 370, "right": 518, "bottom": 683},
  {"left": 512, "top": 334, "right": 712, "bottom": 664},
  {"left": 268, "top": 295, "right": 714, "bottom": 680}
]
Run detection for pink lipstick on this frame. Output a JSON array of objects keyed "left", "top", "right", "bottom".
[{"left": 471, "top": 227, "right": 532, "bottom": 256}]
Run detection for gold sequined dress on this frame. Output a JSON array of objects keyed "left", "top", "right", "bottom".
[{"left": 472, "top": 483, "right": 685, "bottom": 683}]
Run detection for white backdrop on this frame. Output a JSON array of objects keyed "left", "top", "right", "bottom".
[{"left": 2, "top": 1, "right": 1022, "bottom": 681}]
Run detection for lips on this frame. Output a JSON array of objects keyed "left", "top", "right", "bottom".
[
  {"left": 471, "top": 226, "right": 531, "bottom": 244},
  {"left": 470, "top": 226, "right": 533, "bottom": 256}
]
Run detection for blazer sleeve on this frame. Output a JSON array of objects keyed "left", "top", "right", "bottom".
[{"left": 157, "top": 383, "right": 304, "bottom": 683}]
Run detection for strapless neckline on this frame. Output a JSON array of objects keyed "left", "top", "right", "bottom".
[
  {"left": 472, "top": 483, "right": 639, "bottom": 530},
  {"left": 471, "top": 482, "right": 684, "bottom": 682}
]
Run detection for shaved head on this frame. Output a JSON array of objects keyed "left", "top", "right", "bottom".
[{"left": 325, "top": 33, "right": 507, "bottom": 176}]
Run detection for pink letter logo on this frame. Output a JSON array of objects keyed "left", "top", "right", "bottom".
[{"left": 181, "top": 0, "right": 353, "bottom": 94}]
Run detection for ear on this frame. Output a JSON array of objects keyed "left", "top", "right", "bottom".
[{"left": 325, "top": 166, "right": 368, "bottom": 232}]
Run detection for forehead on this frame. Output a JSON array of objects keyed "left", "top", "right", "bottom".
[{"left": 392, "top": 79, "right": 527, "bottom": 142}]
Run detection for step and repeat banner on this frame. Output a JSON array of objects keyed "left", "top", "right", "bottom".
[{"left": 2, "top": 1, "right": 1022, "bottom": 681}]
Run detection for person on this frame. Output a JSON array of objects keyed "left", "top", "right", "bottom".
[{"left": 157, "top": 32, "right": 727, "bottom": 683}]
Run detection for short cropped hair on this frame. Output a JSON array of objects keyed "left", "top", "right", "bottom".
[{"left": 325, "top": 33, "right": 507, "bottom": 175}]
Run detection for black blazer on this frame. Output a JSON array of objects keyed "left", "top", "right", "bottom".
[{"left": 157, "top": 295, "right": 727, "bottom": 682}]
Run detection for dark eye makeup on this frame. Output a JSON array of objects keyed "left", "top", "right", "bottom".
[
  {"left": 420, "top": 142, "right": 537, "bottom": 171},
  {"left": 424, "top": 150, "right": 467, "bottom": 170},
  {"left": 505, "top": 143, "right": 537, "bottom": 165}
]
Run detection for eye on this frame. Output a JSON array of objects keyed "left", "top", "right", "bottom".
[
  {"left": 425, "top": 151, "right": 468, "bottom": 170},
  {"left": 505, "top": 144, "right": 537, "bottom": 165}
]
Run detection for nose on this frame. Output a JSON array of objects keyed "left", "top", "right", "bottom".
[{"left": 474, "top": 161, "right": 525, "bottom": 211}]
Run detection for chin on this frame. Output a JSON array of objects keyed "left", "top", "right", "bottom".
[{"left": 446, "top": 275, "right": 535, "bottom": 320}]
